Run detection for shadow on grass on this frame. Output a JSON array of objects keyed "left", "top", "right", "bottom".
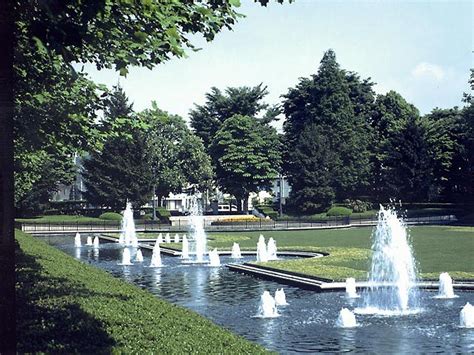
[{"left": 15, "top": 241, "right": 116, "bottom": 353}]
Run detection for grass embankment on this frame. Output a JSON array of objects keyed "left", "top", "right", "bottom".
[
  {"left": 15, "top": 230, "right": 267, "bottom": 354},
  {"left": 200, "top": 226, "right": 473, "bottom": 281}
]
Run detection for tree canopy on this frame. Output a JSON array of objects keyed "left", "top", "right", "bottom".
[{"left": 210, "top": 114, "right": 281, "bottom": 212}]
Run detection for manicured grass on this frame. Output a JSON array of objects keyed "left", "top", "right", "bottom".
[
  {"left": 15, "top": 230, "right": 267, "bottom": 353},
  {"left": 202, "top": 226, "right": 474, "bottom": 281}
]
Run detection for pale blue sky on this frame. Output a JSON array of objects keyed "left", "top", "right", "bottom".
[{"left": 81, "top": 0, "right": 472, "bottom": 129}]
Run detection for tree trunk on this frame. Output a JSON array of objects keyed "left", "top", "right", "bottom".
[
  {"left": 243, "top": 193, "right": 249, "bottom": 214},
  {"left": 0, "top": 0, "right": 16, "bottom": 351},
  {"left": 236, "top": 198, "right": 242, "bottom": 213}
]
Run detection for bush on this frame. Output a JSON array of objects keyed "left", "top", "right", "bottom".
[
  {"left": 326, "top": 206, "right": 352, "bottom": 217},
  {"left": 141, "top": 213, "right": 153, "bottom": 221},
  {"left": 255, "top": 205, "right": 278, "bottom": 220},
  {"left": 99, "top": 212, "right": 123, "bottom": 221},
  {"left": 341, "top": 199, "right": 372, "bottom": 213},
  {"left": 156, "top": 207, "right": 171, "bottom": 224}
]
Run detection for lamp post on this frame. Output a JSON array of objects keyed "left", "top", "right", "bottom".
[
  {"left": 152, "top": 166, "right": 157, "bottom": 221},
  {"left": 279, "top": 174, "right": 284, "bottom": 217}
]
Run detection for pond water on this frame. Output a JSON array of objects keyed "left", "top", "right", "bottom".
[{"left": 44, "top": 235, "right": 474, "bottom": 353}]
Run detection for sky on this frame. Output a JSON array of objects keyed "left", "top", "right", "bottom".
[{"left": 80, "top": 0, "right": 473, "bottom": 130}]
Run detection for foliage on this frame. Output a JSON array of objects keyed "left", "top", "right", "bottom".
[
  {"left": 210, "top": 115, "right": 281, "bottom": 211},
  {"left": 190, "top": 84, "right": 278, "bottom": 148},
  {"left": 282, "top": 50, "right": 373, "bottom": 212},
  {"left": 326, "top": 206, "right": 352, "bottom": 217},
  {"left": 140, "top": 105, "right": 213, "bottom": 201},
  {"left": 15, "top": 231, "right": 267, "bottom": 353},
  {"left": 255, "top": 206, "right": 278, "bottom": 220},
  {"left": 82, "top": 131, "right": 153, "bottom": 211},
  {"left": 156, "top": 207, "right": 171, "bottom": 224},
  {"left": 342, "top": 199, "right": 372, "bottom": 213},
  {"left": 99, "top": 212, "right": 122, "bottom": 221},
  {"left": 19, "top": 0, "right": 288, "bottom": 74}
]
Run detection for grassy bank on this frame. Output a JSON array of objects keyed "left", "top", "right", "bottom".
[
  {"left": 15, "top": 230, "right": 267, "bottom": 353},
  {"left": 202, "top": 226, "right": 474, "bottom": 281}
]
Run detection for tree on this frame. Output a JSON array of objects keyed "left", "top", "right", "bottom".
[
  {"left": 140, "top": 105, "right": 213, "bottom": 205},
  {"left": 287, "top": 124, "right": 335, "bottom": 213},
  {"left": 282, "top": 50, "right": 373, "bottom": 211},
  {"left": 190, "top": 84, "right": 278, "bottom": 148},
  {"left": 82, "top": 132, "right": 153, "bottom": 211},
  {"left": 101, "top": 83, "right": 134, "bottom": 132},
  {"left": 210, "top": 114, "right": 281, "bottom": 212}
]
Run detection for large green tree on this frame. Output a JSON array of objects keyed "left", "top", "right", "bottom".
[
  {"left": 190, "top": 84, "right": 279, "bottom": 149},
  {"left": 140, "top": 105, "right": 213, "bottom": 205},
  {"left": 282, "top": 50, "right": 374, "bottom": 212},
  {"left": 210, "top": 114, "right": 281, "bottom": 212}
]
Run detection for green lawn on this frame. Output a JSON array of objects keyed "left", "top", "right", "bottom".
[
  {"left": 201, "top": 226, "right": 474, "bottom": 281},
  {"left": 15, "top": 230, "right": 267, "bottom": 353},
  {"left": 16, "top": 215, "right": 108, "bottom": 223}
]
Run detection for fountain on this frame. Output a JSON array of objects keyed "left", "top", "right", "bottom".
[
  {"left": 345, "top": 278, "right": 359, "bottom": 298},
  {"left": 256, "top": 290, "right": 279, "bottom": 318},
  {"left": 460, "top": 303, "right": 474, "bottom": 328},
  {"left": 157, "top": 233, "right": 163, "bottom": 243},
  {"left": 362, "top": 205, "right": 419, "bottom": 313},
  {"left": 93, "top": 236, "right": 99, "bottom": 248},
  {"left": 74, "top": 232, "right": 81, "bottom": 247},
  {"left": 274, "top": 288, "right": 288, "bottom": 306},
  {"left": 231, "top": 242, "right": 242, "bottom": 259},
  {"left": 86, "top": 236, "right": 93, "bottom": 246},
  {"left": 209, "top": 248, "right": 221, "bottom": 267},
  {"left": 435, "top": 272, "right": 457, "bottom": 299},
  {"left": 135, "top": 248, "right": 144, "bottom": 262},
  {"left": 336, "top": 308, "right": 358, "bottom": 328},
  {"left": 189, "top": 196, "right": 208, "bottom": 263},
  {"left": 119, "top": 248, "right": 133, "bottom": 265},
  {"left": 267, "top": 237, "right": 278, "bottom": 260},
  {"left": 149, "top": 242, "right": 162, "bottom": 267},
  {"left": 181, "top": 235, "right": 189, "bottom": 259},
  {"left": 165, "top": 233, "right": 171, "bottom": 243},
  {"left": 174, "top": 233, "right": 180, "bottom": 243},
  {"left": 256, "top": 235, "right": 268, "bottom": 262},
  {"left": 119, "top": 202, "right": 139, "bottom": 247}
]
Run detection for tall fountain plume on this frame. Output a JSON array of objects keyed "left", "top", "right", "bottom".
[
  {"left": 86, "top": 236, "right": 93, "bottom": 246},
  {"left": 364, "top": 205, "right": 419, "bottom": 313},
  {"left": 157, "top": 233, "right": 163, "bottom": 243},
  {"left": 256, "top": 235, "right": 268, "bottom": 262},
  {"left": 119, "top": 202, "right": 139, "bottom": 247},
  {"left": 267, "top": 237, "right": 278, "bottom": 260},
  {"left": 189, "top": 195, "right": 207, "bottom": 263},
  {"left": 256, "top": 290, "right": 279, "bottom": 318},
  {"left": 165, "top": 233, "right": 171, "bottom": 243},
  {"left": 435, "top": 272, "right": 457, "bottom": 299},
  {"left": 74, "top": 232, "right": 81, "bottom": 247},
  {"left": 231, "top": 242, "right": 242, "bottom": 259},
  {"left": 93, "top": 236, "right": 100, "bottom": 248},
  {"left": 174, "top": 233, "right": 180, "bottom": 243},
  {"left": 181, "top": 235, "right": 190, "bottom": 259}
]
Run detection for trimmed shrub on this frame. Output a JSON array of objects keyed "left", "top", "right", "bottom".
[
  {"left": 99, "top": 212, "right": 123, "bottom": 221},
  {"left": 341, "top": 199, "right": 372, "bottom": 213},
  {"left": 326, "top": 206, "right": 352, "bottom": 217},
  {"left": 156, "top": 207, "right": 171, "bottom": 224},
  {"left": 255, "top": 205, "right": 278, "bottom": 220}
]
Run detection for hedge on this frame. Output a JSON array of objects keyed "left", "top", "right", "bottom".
[
  {"left": 326, "top": 206, "right": 352, "bottom": 217},
  {"left": 99, "top": 212, "right": 123, "bottom": 221}
]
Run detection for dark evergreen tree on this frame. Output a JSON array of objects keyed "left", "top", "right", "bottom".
[
  {"left": 82, "top": 132, "right": 153, "bottom": 211},
  {"left": 282, "top": 50, "right": 373, "bottom": 211}
]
